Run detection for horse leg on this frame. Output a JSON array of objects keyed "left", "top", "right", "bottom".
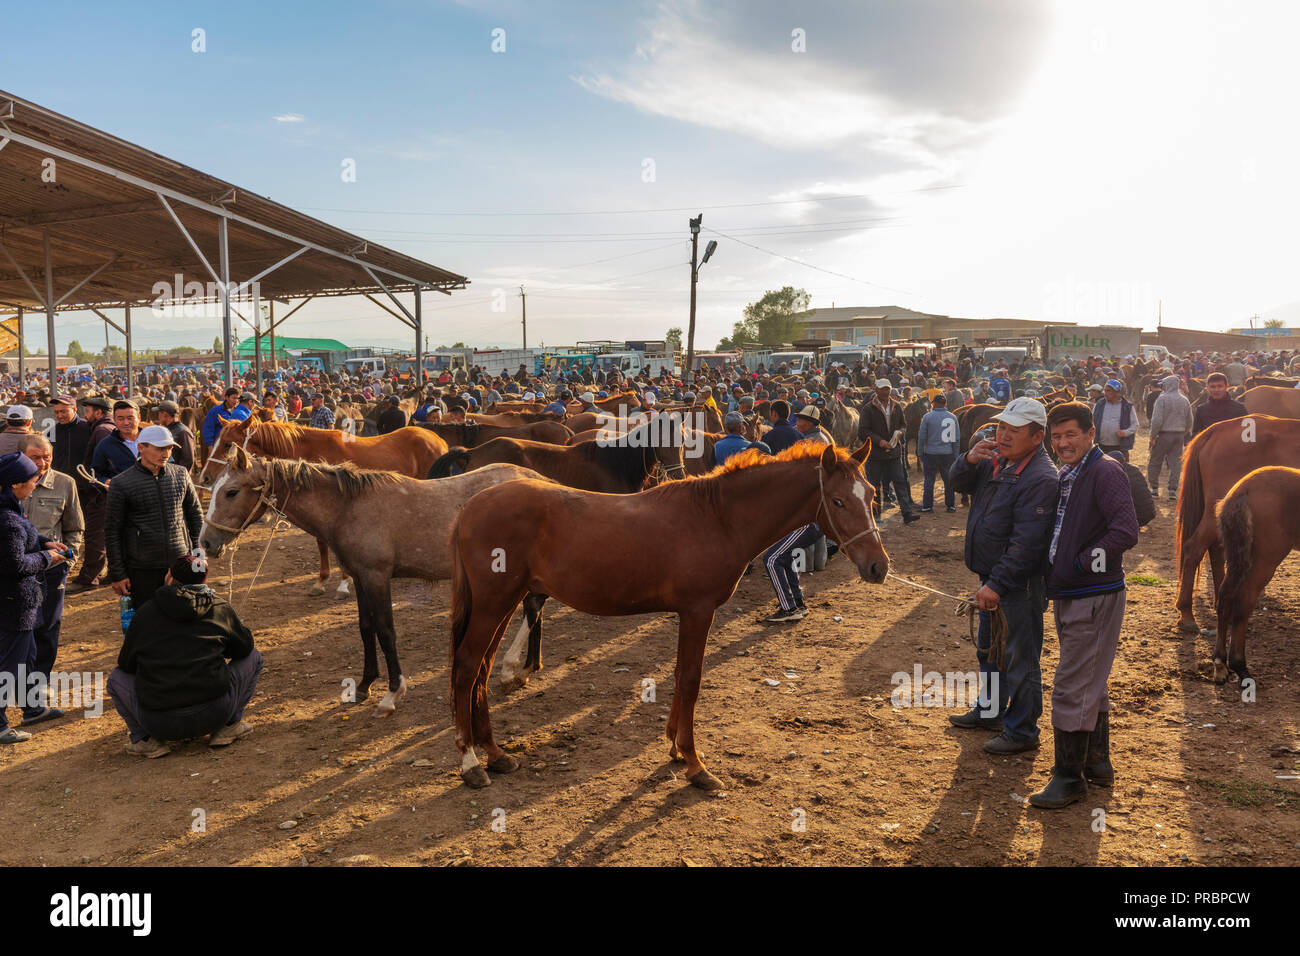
[
  {"left": 1228, "top": 550, "right": 1287, "bottom": 685},
  {"left": 369, "top": 578, "right": 406, "bottom": 715},
  {"left": 1176, "top": 523, "right": 1213, "bottom": 633},
  {"left": 1207, "top": 542, "right": 1226, "bottom": 614},
  {"left": 669, "top": 608, "right": 723, "bottom": 791},
  {"left": 667, "top": 656, "right": 684, "bottom": 762},
  {"left": 473, "top": 613, "right": 521, "bottom": 774},
  {"left": 453, "top": 598, "right": 517, "bottom": 789},
  {"left": 354, "top": 587, "right": 380, "bottom": 703},
  {"left": 336, "top": 572, "right": 352, "bottom": 600},
  {"left": 499, "top": 593, "right": 547, "bottom": 692},
  {"left": 309, "top": 538, "right": 330, "bottom": 596}
]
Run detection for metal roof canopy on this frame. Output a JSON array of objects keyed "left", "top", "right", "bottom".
[{"left": 0, "top": 90, "right": 468, "bottom": 390}]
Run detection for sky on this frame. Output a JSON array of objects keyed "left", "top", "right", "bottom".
[{"left": 4, "top": 0, "right": 1300, "bottom": 355}]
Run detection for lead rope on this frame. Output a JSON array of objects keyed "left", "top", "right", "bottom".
[{"left": 886, "top": 571, "right": 1008, "bottom": 671}]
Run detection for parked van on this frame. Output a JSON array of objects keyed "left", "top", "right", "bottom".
[
  {"left": 343, "top": 357, "right": 386, "bottom": 376},
  {"left": 768, "top": 351, "right": 816, "bottom": 375}
]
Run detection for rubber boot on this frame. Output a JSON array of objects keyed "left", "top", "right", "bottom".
[
  {"left": 1084, "top": 710, "right": 1114, "bottom": 787},
  {"left": 1028, "top": 729, "right": 1089, "bottom": 808},
  {"left": 812, "top": 534, "right": 828, "bottom": 571}
]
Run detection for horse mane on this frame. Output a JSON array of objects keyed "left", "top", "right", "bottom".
[
  {"left": 659, "top": 440, "right": 851, "bottom": 512},
  {"left": 573, "top": 422, "right": 663, "bottom": 490},
  {"left": 258, "top": 457, "right": 402, "bottom": 499},
  {"left": 248, "top": 420, "right": 320, "bottom": 458}
]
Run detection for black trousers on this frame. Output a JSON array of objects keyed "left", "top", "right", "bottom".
[
  {"left": 74, "top": 485, "right": 107, "bottom": 585},
  {"left": 127, "top": 567, "right": 170, "bottom": 611}
]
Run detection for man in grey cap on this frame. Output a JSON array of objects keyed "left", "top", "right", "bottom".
[
  {"left": 0, "top": 404, "right": 34, "bottom": 457},
  {"left": 104, "top": 424, "right": 203, "bottom": 610}
]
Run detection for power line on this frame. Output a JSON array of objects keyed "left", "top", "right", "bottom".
[
  {"left": 701, "top": 225, "right": 917, "bottom": 298},
  {"left": 297, "top": 184, "right": 960, "bottom": 219},
  {"left": 346, "top": 215, "right": 905, "bottom": 240}
]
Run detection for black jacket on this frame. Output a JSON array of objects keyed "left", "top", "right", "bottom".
[
  {"left": 52, "top": 416, "right": 93, "bottom": 479},
  {"left": 949, "top": 445, "right": 1060, "bottom": 597},
  {"left": 105, "top": 462, "right": 203, "bottom": 581},
  {"left": 117, "top": 584, "right": 254, "bottom": 710},
  {"left": 378, "top": 406, "right": 408, "bottom": 435},
  {"left": 858, "top": 398, "right": 907, "bottom": 461}
]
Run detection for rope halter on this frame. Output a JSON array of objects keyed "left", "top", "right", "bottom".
[
  {"left": 816, "top": 466, "right": 883, "bottom": 550},
  {"left": 202, "top": 466, "right": 290, "bottom": 536}
]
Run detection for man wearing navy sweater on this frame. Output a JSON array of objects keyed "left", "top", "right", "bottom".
[{"left": 1030, "top": 402, "right": 1138, "bottom": 809}]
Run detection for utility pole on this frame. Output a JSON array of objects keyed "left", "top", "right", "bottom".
[
  {"left": 686, "top": 214, "right": 701, "bottom": 379},
  {"left": 520, "top": 285, "right": 527, "bottom": 349}
]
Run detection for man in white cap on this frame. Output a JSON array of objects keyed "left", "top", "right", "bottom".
[
  {"left": 1147, "top": 375, "right": 1193, "bottom": 500},
  {"left": 104, "top": 424, "right": 203, "bottom": 610},
  {"left": 0, "top": 404, "right": 34, "bottom": 457},
  {"left": 948, "top": 397, "right": 1060, "bottom": 755}
]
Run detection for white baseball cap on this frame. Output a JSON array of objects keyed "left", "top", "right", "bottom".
[
  {"left": 137, "top": 424, "right": 179, "bottom": 447},
  {"left": 579, "top": 391, "right": 595, "bottom": 403},
  {"left": 992, "top": 396, "right": 1047, "bottom": 429},
  {"left": 7, "top": 404, "right": 33, "bottom": 420},
  {"left": 874, "top": 379, "right": 892, "bottom": 389}
]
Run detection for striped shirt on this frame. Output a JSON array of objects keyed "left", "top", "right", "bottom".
[{"left": 1049, "top": 445, "right": 1100, "bottom": 563}]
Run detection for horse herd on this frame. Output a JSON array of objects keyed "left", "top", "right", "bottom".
[{"left": 191, "top": 379, "right": 1300, "bottom": 789}]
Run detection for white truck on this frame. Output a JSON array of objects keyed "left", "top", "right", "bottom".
[{"left": 768, "top": 350, "right": 816, "bottom": 375}]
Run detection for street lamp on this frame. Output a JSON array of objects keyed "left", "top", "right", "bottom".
[{"left": 685, "top": 216, "right": 718, "bottom": 379}]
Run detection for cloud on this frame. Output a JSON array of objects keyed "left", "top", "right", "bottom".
[
  {"left": 572, "top": 0, "right": 1039, "bottom": 170},
  {"left": 273, "top": 113, "right": 306, "bottom": 124}
]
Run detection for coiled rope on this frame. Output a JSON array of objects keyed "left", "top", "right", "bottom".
[{"left": 886, "top": 572, "right": 1008, "bottom": 671}]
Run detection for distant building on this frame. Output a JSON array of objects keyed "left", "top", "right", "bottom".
[{"left": 796, "top": 305, "right": 1073, "bottom": 347}]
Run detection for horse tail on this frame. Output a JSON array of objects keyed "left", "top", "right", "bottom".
[
  {"left": 429, "top": 447, "right": 471, "bottom": 479},
  {"left": 1174, "top": 427, "right": 1208, "bottom": 574},
  {"left": 1215, "top": 486, "right": 1253, "bottom": 630},
  {"left": 448, "top": 525, "right": 473, "bottom": 715}
]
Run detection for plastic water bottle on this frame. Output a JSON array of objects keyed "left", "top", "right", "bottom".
[{"left": 119, "top": 595, "right": 134, "bottom": 634}]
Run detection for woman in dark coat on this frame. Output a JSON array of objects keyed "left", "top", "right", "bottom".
[{"left": 0, "top": 452, "right": 70, "bottom": 743}]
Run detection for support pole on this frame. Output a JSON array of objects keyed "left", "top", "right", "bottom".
[
  {"left": 685, "top": 214, "right": 701, "bottom": 380},
  {"left": 414, "top": 285, "right": 424, "bottom": 387},
  {"left": 253, "top": 284, "right": 262, "bottom": 396},
  {"left": 269, "top": 301, "right": 276, "bottom": 376},
  {"left": 520, "top": 285, "right": 527, "bottom": 349},
  {"left": 125, "top": 303, "right": 133, "bottom": 398},
  {"left": 16, "top": 306, "right": 23, "bottom": 386},
  {"left": 217, "top": 216, "right": 233, "bottom": 386},
  {"left": 44, "top": 230, "right": 56, "bottom": 390}
]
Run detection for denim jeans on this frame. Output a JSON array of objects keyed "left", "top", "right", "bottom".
[
  {"left": 921, "top": 453, "right": 956, "bottom": 510},
  {"left": 974, "top": 577, "right": 1045, "bottom": 743}
]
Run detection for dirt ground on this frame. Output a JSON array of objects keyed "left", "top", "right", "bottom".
[{"left": 1, "top": 437, "right": 1297, "bottom": 868}]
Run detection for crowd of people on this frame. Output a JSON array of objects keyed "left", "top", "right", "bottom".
[{"left": 0, "top": 341, "right": 1294, "bottom": 795}]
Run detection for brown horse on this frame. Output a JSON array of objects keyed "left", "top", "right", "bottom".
[
  {"left": 429, "top": 418, "right": 687, "bottom": 492},
  {"left": 1214, "top": 466, "right": 1300, "bottom": 684},
  {"left": 1175, "top": 415, "right": 1300, "bottom": 632},
  {"left": 200, "top": 448, "right": 551, "bottom": 713},
  {"left": 200, "top": 417, "right": 449, "bottom": 595},
  {"left": 445, "top": 441, "right": 889, "bottom": 790},
  {"left": 1240, "top": 385, "right": 1300, "bottom": 419},
  {"left": 419, "top": 419, "right": 573, "bottom": 448}
]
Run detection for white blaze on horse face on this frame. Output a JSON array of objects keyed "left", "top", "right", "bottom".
[{"left": 206, "top": 473, "right": 229, "bottom": 522}]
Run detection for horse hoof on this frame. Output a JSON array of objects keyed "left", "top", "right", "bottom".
[
  {"left": 307, "top": 582, "right": 326, "bottom": 597},
  {"left": 1177, "top": 620, "right": 1199, "bottom": 634},
  {"left": 462, "top": 765, "right": 491, "bottom": 789},
  {"left": 488, "top": 754, "right": 520, "bottom": 774},
  {"left": 499, "top": 675, "right": 527, "bottom": 694},
  {"left": 334, "top": 582, "right": 351, "bottom": 599},
  {"left": 688, "top": 769, "right": 725, "bottom": 791},
  {"left": 1212, "top": 663, "right": 1229, "bottom": 685}
]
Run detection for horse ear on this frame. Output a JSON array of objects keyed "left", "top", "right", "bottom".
[
  {"left": 850, "top": 442, "right": 871, "bottom": 465},
  {"left": 820, "top": 444, "right": 839, "bottom": 472},
  {"left": 227, "top": 444, "right": 251, "bottom": 470}
]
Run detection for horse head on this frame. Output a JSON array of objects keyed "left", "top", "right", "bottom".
[
  {"left": 817, "top": 442, "right": 889, "bottom": 584},
  {"left": 199, "top": 445, "right": 268, "bottom": 558},
  {"left": 198, "top": 413, "right": 256, "bottom": 487}
]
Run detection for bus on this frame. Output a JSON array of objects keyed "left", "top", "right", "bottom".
[{"left": 880, "top": 341, "right": 938, "bottom": 362}]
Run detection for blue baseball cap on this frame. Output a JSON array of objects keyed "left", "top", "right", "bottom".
[{"left": 1105, "top": 379, "right": 1124, "bottom": 392}]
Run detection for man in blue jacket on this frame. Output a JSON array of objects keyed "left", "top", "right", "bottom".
[
  {"left": 89, "top": 401, "right": 144, "bottom": 484},
  {"left": 948, "top": 397, "right": 1060, "bottom": 754},
  {"left": 201, "top": 387, "right": 249, "bottom": 450},
  {"left": 916, "top": 393, "right": 960, "bottom": 512},
  {"left": 762, "top": 401, "right": 803, "bottom": 455},
  {"left": 1030, "top": 402, "right": 1138, "bottom": 808}
]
